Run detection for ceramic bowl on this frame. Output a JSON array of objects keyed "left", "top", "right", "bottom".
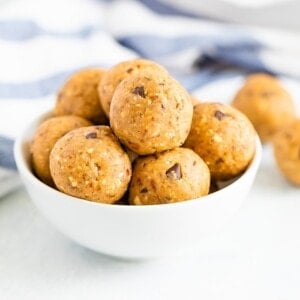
[{"left": 14, "top": 111, "right": 262, "bottom": 259}]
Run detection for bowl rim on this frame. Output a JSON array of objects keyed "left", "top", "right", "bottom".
[{"left": 14, "top": 110, "right": 262, "bottom": 211}]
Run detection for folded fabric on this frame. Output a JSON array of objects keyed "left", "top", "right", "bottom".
[{"left": 0, "top": 0, "right": 299, "bottom": 197}]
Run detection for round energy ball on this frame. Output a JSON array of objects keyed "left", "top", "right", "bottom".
[
  {"left": 110, "top": 71, "right": 193, "bottom": 155},
  {"left": 273, "top": 119, "right": 300, "bottom": 185},
  {"left": 55, "top": 68, "right": 107, "bottom": 124},
  {"left": 31, "top": 116, "right": 92, "bottom": 187},
  {"left": 232, "top": 73, "right": 296, "bottom": 142},
  {"left": 129, "top": 148, "right": 210, "bottom": 205},
  {"left": 184, "top": 102, "right": 256, "bottom": 180},
  {"left": 50, "top": 126, "right": 132, "bottom": 203},
  {"left": 98, "top": 59, "right": 168, "bottom": 118}
]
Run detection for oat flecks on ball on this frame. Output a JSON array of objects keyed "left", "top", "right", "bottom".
[
  {"left": 50, "top": 126, "right": 132, "bottom": 204},
  {"left": 55, "top": 68, "right": 107, "bottom": 124},
  {"left": 129, "top": 148, "right": 210, "bottom": 205},
  {"left": 110, "top": 72, "right": 193, "bottom": 155},
  {"left": 99, "top": 59, "right": 168, "bottom": 118},
  {"left": 184, "top": 102, "right": 256, "bottom": 181},
  {"left": 232, "top": 73, "right": 296, "bottom": 142},
  {"left": 273, "top": 119, "right": 300, "bottom": 186},
  {"left": 31, "top": 115, "right": 92, "bottom": 187}
]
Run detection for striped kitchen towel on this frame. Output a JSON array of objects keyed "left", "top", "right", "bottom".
[{"left": 0, "top": 0, "right": 299, "bottom": 197}]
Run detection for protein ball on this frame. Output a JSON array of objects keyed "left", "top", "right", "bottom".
[
  {"left": 184, "top": 102, "right": 256, "bottom": 180},
  {"left": 55, "top": 68, "right": 107, "bottom": 124},
  {"left": 31, "top": 116, "right": 92, "bottom": 187},
  {"left": 232, "top": 73, "right": 296, "bottom": 142},
  {"left": 50, "top": 126, "right": 132, "bottom": 203},
  {"left": 273, "top": 119, "right": 300, "bottom": 185},
  {"left": 129, "top": 148, "right": 210, "bottom": 205},
  {"left": 110, "top": 71, "right": 193, "bottom": 155},
  {"left": 99, "top": 58, "right": 168, "bottom": 118}
]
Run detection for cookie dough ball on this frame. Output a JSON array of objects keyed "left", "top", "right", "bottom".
[
  {"left": 232, "top": 73, "right": 296, "bottom": 142},
  {"left": 129, "top": 148, "right": 210, "bottom": 205},
  {"left": 55, "top": 68, "right": 107, "bottom": 124},
  {"left": 31, "top": 116, "right": 92, "bottom": 187},
  {"left": 110, "top": 72, "right": 193, "bottom": 155},
  {"left": 273, "top": 119, "right": 300, "bottom": 185},
  {"left": 99, "top": 59, "right": 168, "bottom": 118},
  {"left": 184, "top": 102, "right": 256, "bottom": 180},
  {"left": 50, "top": 126, "right": 131, "bottom": 203}
]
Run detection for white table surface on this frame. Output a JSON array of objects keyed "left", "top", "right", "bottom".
[{"left": 1, "top": 77, "right": 300, "bottom": 300}]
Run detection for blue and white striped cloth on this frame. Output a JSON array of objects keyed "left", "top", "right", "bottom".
[{"left": 0, "top": 0, "right": 299, "bottom": 197}]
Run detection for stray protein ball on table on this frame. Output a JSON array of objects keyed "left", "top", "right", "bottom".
[
  {"left": 110, "top": 71, "right": 193, "bottom": 155},
  {"left": 129, "top": 148, "right": 210, "bottom": 205},
  {"left": 184, "top": 102, "right": 256, "bottom": 181},
  {"left": 31, "top": 115, "right": 92, "bottom": 187},
  {"left": 50, "top": 126, "right": 132, "bottom": 204},
  {"left": 232, "top": 73, "right": 296, "bottom": 142},
  {"left": 98, "top": 58, "right": 168, "bottom": 118},
  {"left": 55, "top": 68, "right": 107, "bottom": 124},
  {"left": 273, "top": 119, "right": 300, "bottom": 186}
]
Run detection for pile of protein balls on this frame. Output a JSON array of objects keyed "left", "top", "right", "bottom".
[{"left": 32, "top": 58, "right": 296, "bottom": 206}]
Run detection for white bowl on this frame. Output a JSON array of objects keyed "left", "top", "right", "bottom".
[{"left": 14, "top": 111, "right": 262, "bottom": 259}]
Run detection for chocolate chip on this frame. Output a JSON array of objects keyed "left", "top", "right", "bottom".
[
  {"left": 127, "top": 68, "right": 133, "bottom": 74},
  {"left": 132, "top": 86, "right": 145, "bottom": 98},
  {"left": 93, "top": 162, "right": 101, "bottom": 171},
  {"left": 216, "top": 158, "right": 224, "bottom": 164},
  {"left": 85, "top": 132, "right": 97, "bottom": 139},
  {"left": 261, "top": 91, "right": 275, "bottom": 98},
  {"left": 193, "top": 160, "right": 197, "bottom": 166},
  {"left": 150, "top": 179, "right": 157, "bottom": 191},
  {"left": 214, "top": 110, "right": 226, "bottom": 120},
  {"left": 140, "top": 187, "right": 148, "bottom": 193},
  {"left": 166, "top": 163, "right": 182, "bottom": 180},
  {"left": 161, "top": 104, "right": 165, "bottom": 109},
  {"left": 164, "top": 196, "right": 171, "bottom": 202}
]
